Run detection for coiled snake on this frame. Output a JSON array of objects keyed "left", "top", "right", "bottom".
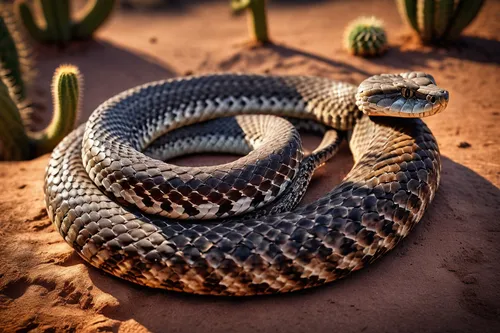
[{"left": 44, "top": 72, "right": 449, "bottom": 296}]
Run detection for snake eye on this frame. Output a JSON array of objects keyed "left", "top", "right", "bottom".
[
  {"left": 427, "top": 95, "right": 436, "bottom": 103},
  {"left": 402, "top": 88, "right": 413, "bottom": 99}
]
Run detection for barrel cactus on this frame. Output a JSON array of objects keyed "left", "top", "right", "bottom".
[
  {"left": 14, "top": 0, "right": 116, "bottom": 44},
  {"left": 231, "top": 0, "right": 270, "bottom": 44},
  {"left": 396, "top": 0, "right": 485, "bottom": 43},
  {"left": 344, "top": 16, "right": 388, "bottom": 57},
  {"left": 0, "top": 4, "right": 33, "bottom": 102},
  {"left": 0, "top": 64, "right": 81, "bottom": 160}
]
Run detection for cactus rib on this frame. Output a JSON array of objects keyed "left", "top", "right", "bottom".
[
  {"left": 232, "top": 0, "right": 270, "bottom": 43},
  {"left": 0, "top": 75, "right": 30, "bottom": 160},
  {"left": 0, "top": 4, "right": 33, "bottom": 102},
  {"left": 417, "top": 0, "right": 434, "bottom": 43},
  {"left": 397, "top": 0, "right": 419, "bottom": 32},
  {"left": 15, "top": 0, "right": 115, "bottom": 44},
  {"left": 344, "top": 16, "right": 388, "bottom": 57},
  {"left": 396, "top": 0, "right": 485, "bottom": 43},
  {"left": 72, "top": 0, "right": 115, "bottom": 39},
  {"left": 445, "top": 0, "right": 485, "bottom": 40},
  {"left": 29, "top": 65, "right": 81, "bottom": 156},
  {"left": 433, "top": 0, "right": 455, "bottom": 39},
  {"left": 16, "top": 1, "right": 49, "bottom": 41}
]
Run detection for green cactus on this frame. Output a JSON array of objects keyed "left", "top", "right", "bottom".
[
  {"left": 0, "top": 74, "right": 30, "bottom": 160},
  {"left": 396, "top": 0, "right": 485, "bottom": 43},
  {"left": 344, "top": 17, "right": 388, "bottom": 57},
  {"left": 0, "top": 64, "right": 81, "bottom": 160},
  {"left": 231, "top": 0, "right": 270, "bottom": 44},
  {"left": 0, "top": 4, "right": 33, "bottom": 102},
  {"left": 15, "top": 0, "right": 115, "bottom": 44}
]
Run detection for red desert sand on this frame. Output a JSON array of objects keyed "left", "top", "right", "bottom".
[{"left": 0, "top": 0, "right": 499, "bottom": 332}]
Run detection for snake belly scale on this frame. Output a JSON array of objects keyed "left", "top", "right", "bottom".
[{"left": 44, "top": 73, "right": 449, "bottom": 295}]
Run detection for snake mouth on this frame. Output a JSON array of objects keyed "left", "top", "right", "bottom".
[{"left": 355, "top": 72, "right": 449, "bottom": 117}]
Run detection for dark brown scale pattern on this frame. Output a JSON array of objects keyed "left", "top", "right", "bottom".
[
  {"left": 81, "top": 75, "right": 359, "bottom": 220},
  {"left": 44, "top": 74, "right": 441, "bottom": 296}
]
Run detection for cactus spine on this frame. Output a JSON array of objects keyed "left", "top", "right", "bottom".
[
  {"left": 397, "top": 0, "right": 485, "bottom": 43},
  {"left": 0, "top": 4, "right": 33, "bottom": 102},
  {"left": 0, "top": 65, "right": 81, "bottom": 160},
  {"left": 344, "top": 17, "right": 388, "bottom": 57},
  {"left": 231, "top": 0, "right": 270, "bottom": 44},
  {"left": 15, "top": 0, "right": 115, "bottom": 44},
  {"left": 30, "top": 65, "right": 81, "bottom": 156}
]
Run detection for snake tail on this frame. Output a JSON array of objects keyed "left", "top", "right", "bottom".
[
  {"left": 231, "top": 0, "right": 270, "bottom": 43},
  {"left": 344, "top": 16, "right": 388, "bottom": 57},
  {"left": 14, "top": 0, "right": 115, "bottom": 44},
  {"left": 396, "top": 0, "right": 484, "bottom": 43}
]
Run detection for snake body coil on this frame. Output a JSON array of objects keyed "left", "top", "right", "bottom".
[{"left": 44, "top": 73, "right": 449, "bottom": 295}]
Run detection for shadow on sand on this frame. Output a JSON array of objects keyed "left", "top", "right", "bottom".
[
  {"left": 268, "top": 43, "right": 372, "bottom": 77},
  {"left": 375, "top": 35, "right": 500, "bottom": 69},
  {"left": 214, "top": 42, "right": 373, "bottom": 82},
  {"left": 31, "top": 40, "right": 177, "bottom": 129},
  {"left": 119, "top": 0, "right": 330, "bottom": 13},
  {"left": 85, "top": 156, "right": 500, "bottom": 333}
]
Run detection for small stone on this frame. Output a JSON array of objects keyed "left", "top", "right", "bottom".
[
  {"left": 461, "top": 274, "right": 477, "bottom": 285},
  {"left": 457, "top": 142, "right": 471, "bottom": 148}
]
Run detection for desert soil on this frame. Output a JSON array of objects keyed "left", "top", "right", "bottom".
[{"left": 1, "top": 0, "right": 499, "bottom": 332}]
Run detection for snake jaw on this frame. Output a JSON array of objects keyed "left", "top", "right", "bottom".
[{"left": 356, "top": 72, "right": 449, "bottom": 117}]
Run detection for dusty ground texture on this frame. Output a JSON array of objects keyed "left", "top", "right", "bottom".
[{"left": 1, "top": 0, "right": 499, "bottom": 332}]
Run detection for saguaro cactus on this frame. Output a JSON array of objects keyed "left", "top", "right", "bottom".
[
  {"left": 0, "top": 5, "right": 33, "bottom": 102},
  {"left": 0, "top": 64, "right": 81, "bottom": 160},
  {"left": 15, "top": 0, "right": 115, "bottom": 44},
  {"left": 231, "top": 0, "right": 270, "bottom": 44},
  {"left": 344, "top": 17, "right": 388, "bottom": 57},
  {"left": 396, "top": 0, "right": 485, "bottom": 43}
]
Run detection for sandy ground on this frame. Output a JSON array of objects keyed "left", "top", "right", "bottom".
[{"left": 1, "top": 0, "right": 499, "bottom": 332}]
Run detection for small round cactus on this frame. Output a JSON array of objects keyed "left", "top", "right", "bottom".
[{"left": 344, "top": 16, "right": 388, "bottom": 57}]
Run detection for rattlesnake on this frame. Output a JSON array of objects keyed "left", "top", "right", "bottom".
[{"left": 44, "top": 72, "right": 449, "bottom": 295}]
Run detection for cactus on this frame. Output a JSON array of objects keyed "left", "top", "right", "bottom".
[
  {"left": 0, "top": 74, "right": 30, "bottom": 160},
  {"left": 0, "top": 4, "right": 33, "bottom": 102},
  {"left": 0, "top": 64, "right": 81, "bottom": 160},
  {"left": 14, "top": 0, "right": 115, "bottom": 44},
  {"left": 344, "top": 17, "right": 388, "bottom": 57},
  {"left": 396, "top": 0, "right": 485, "bottom": 43},
  {"left": 231, "top": 0, "right": 270, "bottom": 44}
]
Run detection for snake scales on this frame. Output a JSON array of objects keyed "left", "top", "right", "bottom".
[{"left": 44, "top": 72, "right": 449, "bottom": 296}]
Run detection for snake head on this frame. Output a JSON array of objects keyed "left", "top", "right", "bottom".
[{"left": 355, "top": 72, "right": 449, "bottom": 117}]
